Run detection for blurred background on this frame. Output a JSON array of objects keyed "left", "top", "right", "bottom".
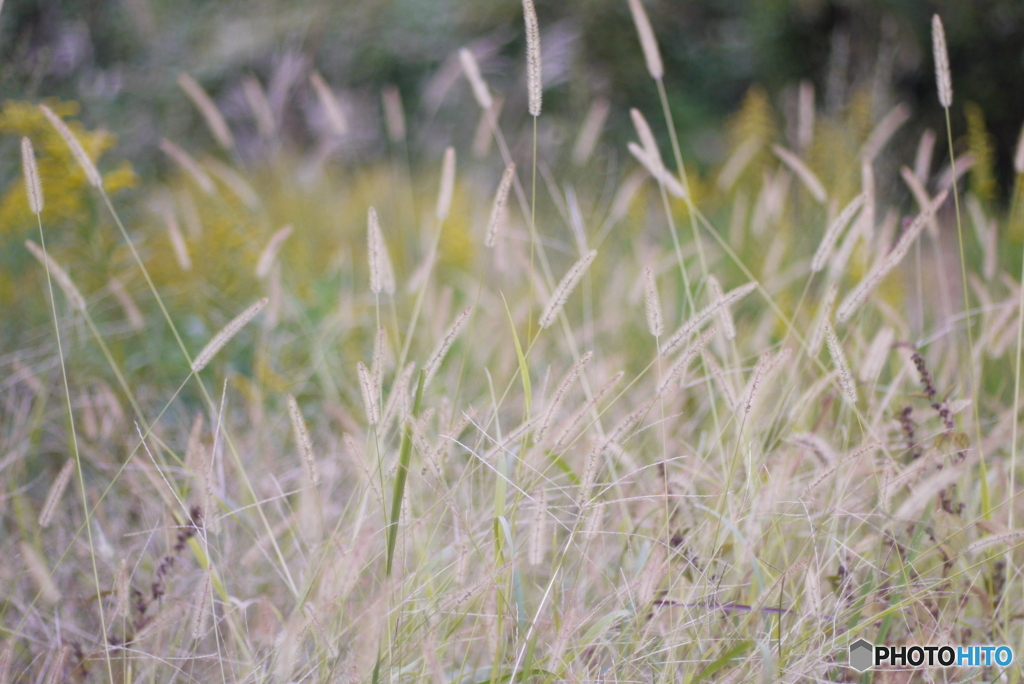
[{"left": 1, "top": 0, "right": 1022, "bottom": 199}]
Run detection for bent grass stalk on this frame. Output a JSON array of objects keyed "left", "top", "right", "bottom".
[
  {"left": 23, "top": 136, "right": 116, "bottom": 682},
  {"left": 43, "top": 105, "right": 301, "bottom": 603},
  {"left": 934, "top": 13, "right": 990, "bottom": 519}
]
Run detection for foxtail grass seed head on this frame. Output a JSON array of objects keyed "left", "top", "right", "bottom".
[
  {"left": 861, "top": 103, "right": 911, "bottom": 164},
  {"left": 137, "top": 603, "right": 186, "bottom": 643},
  {"left": 536, "top": 351, "right": 592, "bottom": 444},
  {"left": 630, "top": 108, "right": 662, "bottom": 168},
  {"left": 1015, "top": 121, "right": 1024, "bottom": 175},
  {"left": 636, "top": 545, "right": 666, "bottom": 607},
  {"left": 20, "top": 541, "right": 60, "bottom": 604},
  {"left": 627, "top": 0, "right": 663, "bottom": 80},
  {"left": 805, "top": 281, "right": 838, "bottom": 358},
  {"left": 372, "top": 324, "right": 387, "bottom": 400},
  {"left": 178, "top": 72, "right": 234, "bottom": 149},
  {"left": 965, "top": 529, "right": 1024, "bottom": 554},
  {"left": 256, "top": 225, "right": 292, "bottom": 279},
  {"left": 659, "top": 326, "right": 715, "bottom": 395},
  {"left": 811, "top": 194, "right": 865, "bottom": 272},
  {"left": 717, "top": 137, "right": 761, "bottom": 192},
  {"left": 894, "top": 462, "right": 965, "bottom": 521},
  {"left": 610, "top": 169, "right": 647, "bottom": 224},
  {"left": 932, "top": 15, "right": 953, "bottom": 108},
  {"left": 310, "top": 71, "right": 349, "bottom": 135},
  {"left": 643, "top": 267, "right": 663, "bottom": 337},
  {"left": 484, "top": 416, "right": 536, "bottom": 461},
  {"left": 540, "top": 250, "right": 597, "bottom": 329},
  {"left": 791, "top": 432, "right": 839, "bottom": 466},
  {"left": 473, "top": 94, "right": 503, "bottom": 157},
  {"left": 627, "top": 141, "right": 686, "bottom": 198},
  {"left": 664, "top": 282, "right": 756, "bottom": 354},
  {"left": 528, "top": 488, "right": 548, "bottom": 566},
  {"left": 859, "top": 326, "right": 894, "bottom": 384},
  {"left": 357, "top": 361, "right": 380, "bottom": 426},
  {"left": 458, "top": 48, "right": 493, "bottom": 110},
  {"left": 836, "top": 189, "right": 948, "bottom": 322},
  {"left": 772, "top": 144, "right": 827, "bottom": 203},
  {"left": 523, "top": 0, "right": 542, "bottom": 116},
  {"left": 114, "top": 557, "right": 130, "bottom": 620},
  {"left": 608, "top": 395, "right": 657, "bottom": 444},
  {"left": 552, "top": 371, "right": 624, "bottom": 449},
  {"left": 582, "top": 501, "right": 604, "bottom": 541},
  {"left": 424, "top": 306, "right": 472, "bottom": 388},
  {"left": 38, "top": 458, "right": 74, "bottom": 529},
  {"left": 159, "top": 138, "right": 216, "bottom": 196},
  {"left": 486, "top": 164, "right": 515, "bottom": 248},
  {"left": 0, "top": 638, "right": 13, "bottom": 684},
  {"left": 861, "top": 159, "right": 876, "bottom": 230},
  {"left": 706, "top": 275, "right": 734, "bottom": 340},
  {"left": 108, "top": 277, "right": 144, "bottom": 330},
  {"left": 899, "top": 166, "right": 939, "bottom": 239},
  {"left": 797, "top": 80, "right": 815, "bottom": 151},
  {"left": 367, "top": 208, "right": 396, "bottom": 294},
  {"left": 580, "top": 440, "right": 604, "bottom": 505},
  {"left": 21, "top": 137, "right": 42, "bottom": 214},
  {"left": 287, "top": 394, "right": 320, "bottom": 486},
  {"left": 823, "top": 322, "right": 857, "bottom": 403},
  {"left": 381, "top": 362, "right": 415, "bottom": 434},
  {"left": 742, "top": 347, "right": 791, "bottom": 418},
  {"left": 189, "top": 565, "right": 214, "bottom": 640},
  {"left": 40, "top": 105, "right": 102, "bottom": 188},
  {"left": 381, "top": 84, "right": 406, "bottom": 143},
  {"left": 242, "top": 75, "right": 275, "bottom": 137},
  {"left": 915, "top": 128, "right": 937, "bottom": 181},
  {"left": 703, "top": 351, "right": 737, "bottom": 412},
  {"left": 191, "top": 298, "right": 268, "bottom": 373},
  {"left": 163, "top": 209, "right": 192, "bottom": 271},
  {"left": 436, "top": 146, "right": 456, "bottom": 222},
  {"left": 43, "top": 645, "right": 69, "bottom": 684},
  {"left": 24, "top": 240, "right": 86, "bottom": 311},
  {"left": 572, "top": 98, "right": 610, "bottom": 165}
]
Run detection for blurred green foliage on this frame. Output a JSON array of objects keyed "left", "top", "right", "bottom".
[{"left": 0, "top": 0, "right": 1020, "bottom": 195}]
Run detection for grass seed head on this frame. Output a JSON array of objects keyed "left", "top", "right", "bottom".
[
  {"left": 40, "top": 104, "right": 102, "bottom": 187},
  {"left": 435, "top": 146, "right": 456, "bottom": 222},
  {"left": 458, "top": 48, "right": 493, "bottom": 110},
  {"left": 627, "top": 0, "right": 663, "bottom": 80},
  {"left": 932, "top": 15, "right": 953, "bottom": 108},
  {"left": 643, "top": 266, "right": 663, "bottom": 338},
  {"left": 256, "top": 225, "right": 293, "bottom": 280},
  {"left": 20, "top": 137, "right": 42, "bottom": 215},
  {"left": 310, "top": 71, "right": 349, "bottom": 135},
  {"left": 367, "top": 208, "right": 396, "bottom": 294},
  {"left": 178, "top": 72, "right": 234, "bottom": 149},
  {"left": 37, "top": 458, "right": 74, "bottom": 529},
  {"left": 191, "top": 298, "right": 269, "bottom": 373},
  {"left": 24, "top": 240, "right": 87, "bottom": 311},
  {"left": 539, "top": 250, "right": 597, "bottom": 329},
  {"left": 523, "top": 0, "right": 542, "bottom": 116},
  {"left": 486, "top": 164, "right": 515, "bottom": 248}
]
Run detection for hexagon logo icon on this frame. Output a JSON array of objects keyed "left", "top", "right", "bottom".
[{"left": 849, "top": 639, "right": 874, "bottom": 672}]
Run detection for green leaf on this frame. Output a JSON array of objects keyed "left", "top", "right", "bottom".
[
  {"left": 501, "top": 292, "right": 531, "bottom": 414},
  {"left": 386, "top": 370, "right": 425, "bottom": 577}
]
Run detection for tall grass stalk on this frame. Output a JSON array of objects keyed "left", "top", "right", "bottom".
[
  {"left": 934, "top": 13, "right": 991, "bottom": 519},
  {"left": 22, "top": 137, "right": 116, "bottom": 683}
]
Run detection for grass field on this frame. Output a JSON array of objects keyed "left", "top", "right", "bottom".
[{"left": 3, "top": 4, "right": 1024, "bottom": 683}]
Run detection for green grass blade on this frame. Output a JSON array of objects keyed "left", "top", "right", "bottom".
[
  {"left": 501, "top": 292, "right": 531, "bottom": 414},
  {"left": 386, "top": 370, "right": 425, "bottom": 577}
]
